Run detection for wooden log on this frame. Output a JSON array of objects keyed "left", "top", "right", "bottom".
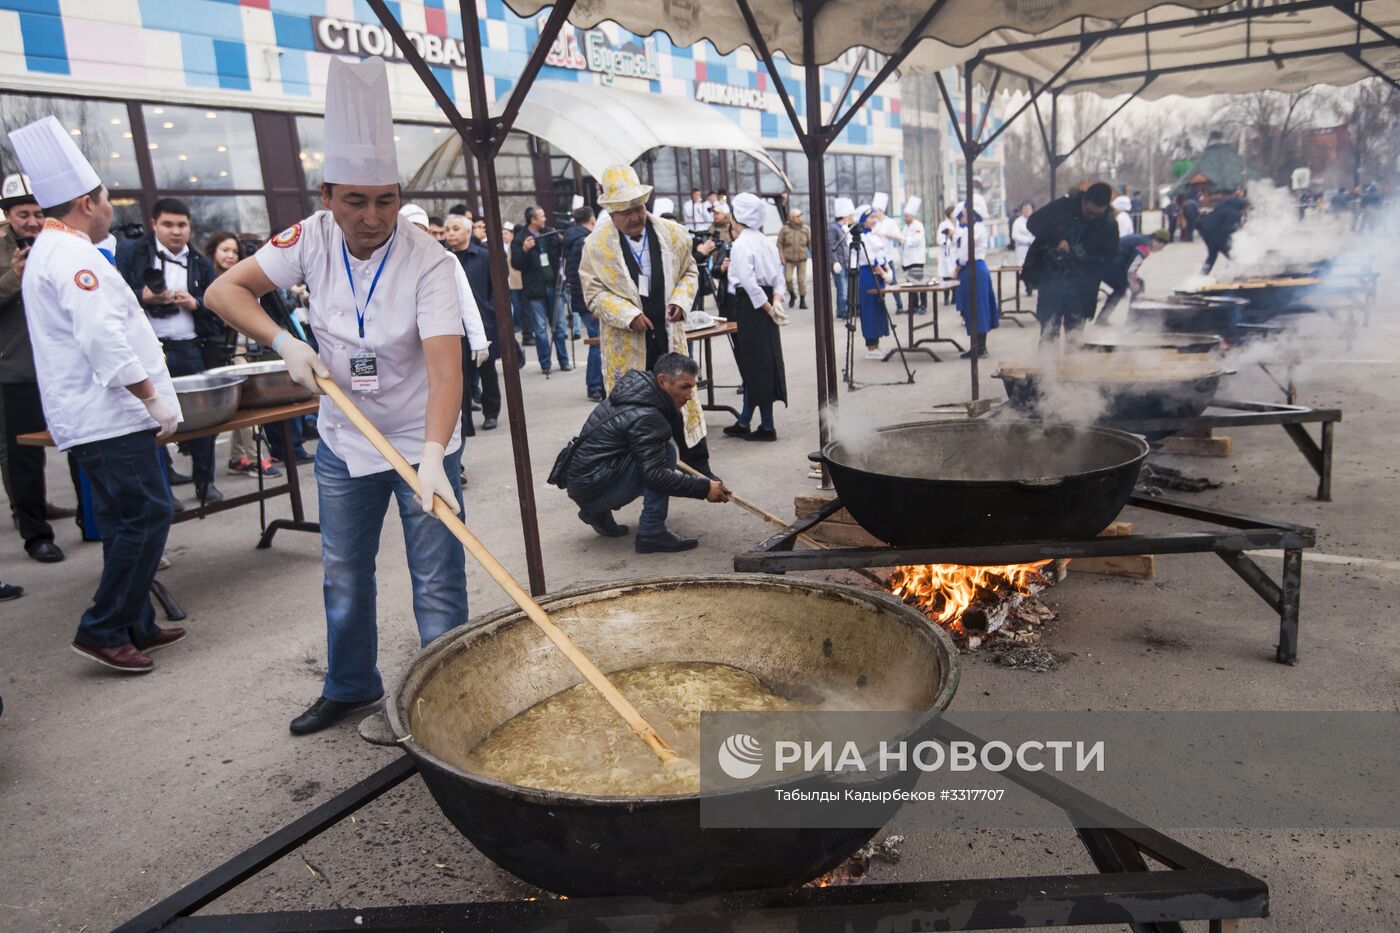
[
  {"left": 1160, "top": 433, "right": 1232, "bottom": 458},
  {"left": 1072, "top": 520, "right": 1157, "bottom": 579}
]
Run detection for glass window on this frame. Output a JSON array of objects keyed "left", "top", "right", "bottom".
[
  {"left": 651, "top": 148, "right": 678, "bottom": 193},
  {"left": 107, "top": 195, "right": 148, "bottom": 236},
  {"left": 295, "top": 116, "right": 326, "bottom": 188},
  {"left": 874, "top": 156, "right": 892, "bottom": 199},
  {"left": 494, "top": 132, "right": 535, "bottom": 192},
  {"left": 142, "top": 105, "right": 262, "bottom": 190},
  {"left": 780, "top": 149, "right": 807, "bottom": 193},
  {"left": 396, "top": 123, "right": 453, "bottom": 189},
  {"left": 177, "top": 195, "right": 270, "bottom": 240},
  {"left": 835, "top": 154, "right": 856, "bottom": 193},
  {"left": 0, "top": 95, "right": 140, "bottom": 192},
  {"left": 855, "top": 156, "right": 875, "bottom": 199}
]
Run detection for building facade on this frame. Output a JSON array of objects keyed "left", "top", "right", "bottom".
[{"left": 0, "top": 0, "right": 913, "bottom": 244}]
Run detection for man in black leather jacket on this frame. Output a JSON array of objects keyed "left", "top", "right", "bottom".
[{"left": 565, "top": 353, "right": 730, "bottom": 553}]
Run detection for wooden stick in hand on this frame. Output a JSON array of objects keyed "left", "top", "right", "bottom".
[{"left": 314, "top": 375, "right": 682, "bottom": 765}]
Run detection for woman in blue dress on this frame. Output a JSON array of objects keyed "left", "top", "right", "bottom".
[
  {"left": 852, "top": 206, "right": 892, "bottom": 359},
  {"left": 953, "top": 194, "right": 999, "bottom": 359}
]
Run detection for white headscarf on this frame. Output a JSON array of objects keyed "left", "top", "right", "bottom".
[{"left": 731, "top": 192, "right": 766, "bottom": 229}]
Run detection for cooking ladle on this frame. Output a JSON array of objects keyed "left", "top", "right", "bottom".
[{"left": 315, "top": 374, "right": 686, "bottom": 768}]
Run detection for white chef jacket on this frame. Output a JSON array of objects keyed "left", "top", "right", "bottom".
[
  {"left": 953, "top": 221, "right": 990, "bottom": 265},
  {"left": 682, "top": 199, "right": 711, "bottom": 233},
  {"left": 1011, "top": 215, "right": 1035, "bottom": 264},
  {"left": 900, "top": 221, "right": 926, "bottom": 268},
  {"left": 936, "top": 219, "right": 958, "bottom": 278},
  {"left": 22, "top": 219, "right": 180, "bottom": 450},
  {"left": 854, "top": 224, "right": 891, "bottom": 268},
  {"left": 255, "top": 211, "right": 464, "bottom": 477},
  {"left": 147, "top": 242, "right": 197, "bottom": 340},
  {"left": 449, "top": 258, "right": 488, "bottom": 352},
  {"left": 727, "top": 228, "right": 784, "bottom": 308},
  {"left": 1116, "top": 210, "right": 1134, "bottom": 239}
]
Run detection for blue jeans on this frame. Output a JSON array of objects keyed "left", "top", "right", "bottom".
[
  {"left": 510, "top": 289, "right": 526, "bottom": 333},
  {"left": 738, "top": 389, "right": 774, "bottom": 430},
  {"left": 68, "top": 430, "right": 173, "bottom": 648},
  {"left": 575, "top": 443, "right": 673, "bottom": 537},
  {"left": 833, "top": 268, "right": 849, "bottom": 318},
  {"left": 529, "top": 287, "right": 570, "bottom": 369},
  {"left": 581, "top": 311, "right": 604, "bottom": 396},
  {"left": 314, "top": 441, "right": 467, "bottom": 702}
]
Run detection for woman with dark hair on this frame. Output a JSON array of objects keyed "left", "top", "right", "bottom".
[
  {"left": 953, "top": 195, "right": 999, "bottom": 358},
  {"left": 206, "top": 231, "right": 281, "bottom": 478}
]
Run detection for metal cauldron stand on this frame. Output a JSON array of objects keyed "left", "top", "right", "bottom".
[
  {"left": 113, "top": 730, "right": 1267, "bottom": 932},
  {"left": 734, "top": 494, "right": 1313, "bottom": 665}
]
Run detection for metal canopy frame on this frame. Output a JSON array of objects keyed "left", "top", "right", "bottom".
[
  {"left": 114, "top": 729, "right": 1268, "bottom": 932},
  {"left": 734, "top": 493, "right": 1313, "bottom": 664}
]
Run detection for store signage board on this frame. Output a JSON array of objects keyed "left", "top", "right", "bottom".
[
  {"left": 312, "top": 16, "right": 658, "bottom": 85},
  {"left": 694, "top": 81, "right": 777, "bottom": 111}
]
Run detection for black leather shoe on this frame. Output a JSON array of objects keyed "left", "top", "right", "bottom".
[
  {"left": 799, "top": 297, "right": 808, "bottom": 309},
  {"left": 722, "top": 423, "right": 751, "bottom": 439},
  {"left": 168, "top": 469, "right": 194, "bottom": 486},
  {"left": 746, "top": 427, "right": 778, "bottom": 442},
  {"left": 587, "top": 390, "right": 604, "bottom": 402},
  {"left": 579, "top": 509, "right": 629, "bottom": 537},
  {"left": 26, "top": 541, "right": 64, "bottom": 563},
  {"left": 635, "top": 530, "right": 698, "bottom": 553},
  {"left": 290, "top": 694, "right": 384, "bottom": 736},
  {"left": 482, "top": 416, "right": 499, "bottom": 430},
  {"left": 196, "top": 483, "right": 224, "bottom": 503}
]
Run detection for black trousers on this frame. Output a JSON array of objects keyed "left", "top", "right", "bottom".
[
  {"left": 3, "top": 381, "right": 57, "bottom": 548},
  {"left": 461, "top": 346, "right": 502, "bottom": 439},
  {"left": 160, "top": 339, "right": 215, "bottom": 491}
]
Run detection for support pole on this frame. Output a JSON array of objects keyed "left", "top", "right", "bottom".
[
  {"left": 454, "top": 0, "right": 579, "bottom": 595},
  {"left": 963, "top": 62, "right": 980, "bottom": 400},
  {"left": 799, "top": 0, "right": 837, "bottom": 451},
  {"left": 1049, "top": 91, "right": 1061, "bottom": 201}
]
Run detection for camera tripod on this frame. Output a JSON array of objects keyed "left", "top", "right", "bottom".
[{"left": 841, "top": 224, "right": 915, "bottom": 391}]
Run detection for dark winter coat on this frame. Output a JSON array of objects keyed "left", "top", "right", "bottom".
[
  {"left": 509, "top": 224, "right": 562, "bottom": 300},
  {"left": 1022, "top": 194, "right": 1119, "bottom": 290},
  {"left": 115, "top": 233, "right": 224, "bottom": 365},
  {"left": 561, "top": 222, "right": 590, "bottom": 311},
  {"left": 0, "top": 223, "right": 36, "bottom": 383},
  {"left": 1198, "top": 197, "right": 1247, "bottom": 245},
  {"left": 565, "top": 369, "right": 710, "bottom": 504}
]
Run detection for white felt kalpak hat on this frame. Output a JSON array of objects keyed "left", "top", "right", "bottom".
[
  {"left": 1, "top": 172, "right": 36, "bottom": 208},
  {"left": 833, "top": 196, "right": 856, "bottom": 218},
  {"left": 903, "top": 196, "right": 922, "bottom": 215},
  {"left": 871, "top": 192, "right": 889, "bottom": 213},
  {"left": 7, "top": 116, "right": 101, "bottom": 209},
  {"left": 323, "top": 57, "right": 399, "bottom": 186},
  {"left": 399, "top": 203, "right": 429, "bottom": 228}
]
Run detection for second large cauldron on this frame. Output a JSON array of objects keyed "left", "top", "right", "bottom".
[
  {"left": 364, "top": 575, "right": 958, "bottom": 896},
  {"left": 816, "top": 420, "right": 1148, "bottom": 547}
]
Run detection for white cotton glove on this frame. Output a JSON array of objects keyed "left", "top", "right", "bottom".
[
  {"left": 472, "top": 343, "right": 491, "bottom": 367},
  {"left": 833, "top": 262, "right": 843, "bottom": 275},
  {"left": 765, "top": 302, "right": 791, "bottom": 326},
  {"left": 416, "top": 441, "right": 459, "bottom": 515},
  {"left": 272, "top": 332, "right": 329, "bottom": 394},
  {"left": 141, "top": 394, "right": 180, "bottom": 439}
]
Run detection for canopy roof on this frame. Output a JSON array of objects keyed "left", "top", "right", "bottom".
[
  {"left": 504, "top": 0, "right": 1399, "bottom": 99},
  {"left": 405, "top": 79, "right": 788, "bottom": 190}
]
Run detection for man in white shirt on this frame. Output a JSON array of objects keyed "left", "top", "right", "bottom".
[
  {"left": 206, "top": 57, "right": 467, "bottom": 736},
  {"left": 116, "top": 197, "right": 220, "bottom": 502},
  {"left": 8, "top": 115, "right": 186, "bottom": 674},
  {"left": 682, "top": 188, "right": 711, "bottom": 233},
  {"left": 899, "top": 197, "right": 928, "bottom": 314}
]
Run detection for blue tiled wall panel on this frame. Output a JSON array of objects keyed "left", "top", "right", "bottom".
[
  {"left": 272, "top": 12, "right": 315, "bottom": 51},
  {"left": 279, "top": 48, "right": 312, "bottom": 96},
  {"left": 213, "top": 39, "right": 251, "bottom": 91},
  {"left": 139, "top": 0, "right": 243, "bottom": 40},
  {"left": 180, "top": 34, "right": 221, "bottom": 88},
  {"left": 12, "top": 5, "right": 69, "bottom": 75}
]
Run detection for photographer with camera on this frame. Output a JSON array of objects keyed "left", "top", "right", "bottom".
[
  {"left": 116, "top": 197, "right": 222, "bottom": 503},
  {"left": 1022, "top": 182, "right": 1118, "bottom": 346}
]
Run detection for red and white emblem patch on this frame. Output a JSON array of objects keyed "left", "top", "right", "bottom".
[
  {"left": 272, "top": 224, "right": 302, "bottom": 248},
  {"left": 74, "top": 269, "right": 99, "bottom": 291}
]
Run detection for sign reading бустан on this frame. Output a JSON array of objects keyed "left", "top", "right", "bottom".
[{"left": 311, "top": 16, "right": 659, "bottom": 85}]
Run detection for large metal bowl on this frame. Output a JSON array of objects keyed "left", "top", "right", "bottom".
[
  {"left": 995, "top": 351, "right": 1226, "bottom": 423},
  {"left": 1078, "top": 331, "right": 1222, "bottom": 355},
  {"left": 368, "top": 575, "right": 960, "bottom": 896},
  {"left": 171, "top": 373, "right": 244, "bottom": 432},
  {"left": 205, "top": 360, "right": 313, "bottom": 408},
  {"left": 817, "top": 420, "right": 1148, "bottom": 547}
]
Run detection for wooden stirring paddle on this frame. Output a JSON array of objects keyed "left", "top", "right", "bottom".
[{"left": 314, "top": 375, "right": 684, "bottom": 767}]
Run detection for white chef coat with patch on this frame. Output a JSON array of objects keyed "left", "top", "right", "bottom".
[
  {"left": 255, "top": 211, "right": 464, "bottom": 477},
  {"left": 900, "top": 220, "right": 926, "bottom": 268},
  {"left": 727, "top": 228, "right": 784, "bottom": 308},
  {"left": 147, "top": 242, "right": 197, "bottom": 340},
  {"left": 22, "top": 220, "right": 180, "bottom": 450}
]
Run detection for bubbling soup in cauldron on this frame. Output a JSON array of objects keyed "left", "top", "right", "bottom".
[{"left": 467, "top": 661, "right": 801, "bottom": 796}]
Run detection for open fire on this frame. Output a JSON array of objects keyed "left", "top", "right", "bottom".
[{"left": 887, "top": 561, "right": 1058, "bottom": 643}]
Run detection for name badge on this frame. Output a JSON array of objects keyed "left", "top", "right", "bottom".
[
  {"left": 539, "top": 250, "right": 550, "bottom": 268},
  {"left": 638, "top": 273, "right": 651, "bottom": 297},
  {"left": 350, "top": 347, "right": 380, "bottom": 394}
]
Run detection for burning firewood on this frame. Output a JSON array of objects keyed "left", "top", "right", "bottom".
[{"left": 887, "top": 562, "right": 1059, "bottom": 651}]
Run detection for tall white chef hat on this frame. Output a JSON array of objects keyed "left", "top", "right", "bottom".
[
  {"left": 731, "top": 192, "right": 766, "bottom": 229},
  {"left": 323, "top": 56, "right": 399, "bottom": 186},
  {"left": 398, "top": 203, "right": 429, "bottom": 229},
  {"left": 833, "top": 196, "right": 856, "bottom": 219},
  {"left": 653, "top": 197, "right": 675, "bottom": 216},
  {"left": 7, "top": 116, "right": 101, "bottom": 209},
  {"left": 902, "top": 196, "right": 921, "bottom": 215},
  {"left": 871, "top": 192, "right": 889, "bottom": 213}
]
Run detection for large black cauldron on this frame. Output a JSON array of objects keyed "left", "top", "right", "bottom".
[
  {"left": 816, "top": 420, "right": 1148, "bottom": 547},
  {"left": 363, "top": 576, "right": 959, "bottom": 896}
]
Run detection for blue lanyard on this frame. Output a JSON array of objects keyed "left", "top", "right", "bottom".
[
  {"left": 626, "top": 227, "right": 648, "bottom": 267},
  {"left": 341, "top": 227, "right": 396, "bottom": 341}
]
